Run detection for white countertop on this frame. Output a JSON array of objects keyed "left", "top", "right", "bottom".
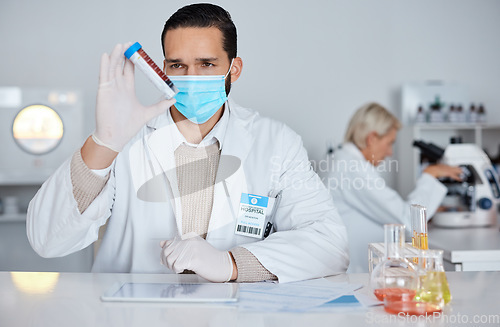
[
  {"left": 428, "top": 225, "right": 500, "bottom": 265},
  {"left": 1, "top": 271, "right": 499, "bottom": 327}
]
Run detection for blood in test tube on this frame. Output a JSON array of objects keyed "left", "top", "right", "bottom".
[{"left": 124, "top": 42, "right": 178, "bottom": 99}]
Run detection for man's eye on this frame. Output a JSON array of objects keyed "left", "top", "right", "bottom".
[
  {"left": 170, "top": 63, "right": 182, "bottom": 69},
  {"left": 202, "top": 63, "right": 214, "bottom": 67}
]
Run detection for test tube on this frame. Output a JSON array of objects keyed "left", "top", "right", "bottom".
[
  {"left": 384, "top": 224, "right": 406, "bottom": 259},
  {"left": 124, "top": 42, "right": 178, "bottom": 99},
  {"left": 410, "top": 204, "right": 428, "bottom": 250}
]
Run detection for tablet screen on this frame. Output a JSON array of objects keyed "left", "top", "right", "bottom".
[{"left": 101, "top": 282, "right": 239, "bottom": 303}]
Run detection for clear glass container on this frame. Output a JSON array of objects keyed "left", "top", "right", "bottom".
[
  {"left": 411, "top": 204, "right": 428, "bottom": 251},
  {"left": 414, "top": 249, "right": 452, "bottom": 306},
  {"left": 370, "top": 224, "right": 418, "bottom": 302}
]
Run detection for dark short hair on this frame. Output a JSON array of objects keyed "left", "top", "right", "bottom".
[{"left": 161, "top": 3, "right": 237, "bottom": 60}]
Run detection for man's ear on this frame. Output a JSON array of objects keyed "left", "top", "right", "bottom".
[{"left": 229, "top": 57, "right": 243, "bottom": 83}]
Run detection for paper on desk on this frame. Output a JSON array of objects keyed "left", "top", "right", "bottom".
[
  {"left": 310, "top": 294, "right": 363, "bottom": 313},
  {"left": 354, "top": 293, "right": 383, "bottom": 307},
  {"left": 237, "top": 278, "right": 363, "bottom": 312}
]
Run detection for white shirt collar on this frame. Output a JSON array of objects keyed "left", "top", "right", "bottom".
[{"left": 167, "top": 102, "right": 230, "bottom": 151}]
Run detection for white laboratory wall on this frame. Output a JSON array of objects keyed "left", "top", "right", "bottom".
[
  {"left": 1, "top": 0, "right": 499, "bottom": 170},
  {"left": 0, "top": 0, "right": 499, "bottom": 269},
  {"left": 1, "top": 0, "right": 499, "bottom": 160}
]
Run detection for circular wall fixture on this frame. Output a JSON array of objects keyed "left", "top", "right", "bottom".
[{"left": 12, "top": 104, "right": 64, "bottom": 155}]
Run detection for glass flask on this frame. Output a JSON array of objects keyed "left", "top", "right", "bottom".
[
  {"left": 414, "top": 249, "right": 452, "bottom": 306},
  {"left": 370, "top": 224, "right": 418, "bottom": 302}
]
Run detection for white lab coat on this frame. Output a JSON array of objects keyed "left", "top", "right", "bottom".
[
  {"left": 27, "top": 99, "right": 349, "bottom": 283},
  {"left": 326, "top": 143, "right": 447, "bottom": 273}
]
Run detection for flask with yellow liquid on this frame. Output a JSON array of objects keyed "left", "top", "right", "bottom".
[
  {"left": 414, "top": 249, "right": 452, "bottom": 305},
  {"left": 410, "top": 204, "right": 452, "bottom": 304}
]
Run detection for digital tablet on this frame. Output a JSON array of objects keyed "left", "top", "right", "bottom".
[{"left": 101, "top": 282, "right": 239, "bottom": 303}]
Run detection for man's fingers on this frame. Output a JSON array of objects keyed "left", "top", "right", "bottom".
[
  {"left": 123, "top": 42, "right": 135, "bottom": 85},
  {"left": 144, "top": 98, "right": 176, "bottom": 122},
  {"left": 123, "top": 55, "right": 135, "bottom": 86},
  {"left": 160, "top": 238, "right": 179, "bottom": 266},
  {"left": 108, "top": 44, "right": 125, "bottom": 82},
  {"left": 99, "top": 53, "right": 110, "bottom": 85}
]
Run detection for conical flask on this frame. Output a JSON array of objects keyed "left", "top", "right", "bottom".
[
  {"left": 415, "top": 249, "right": 452, "bottom": 306},
  {"left": 411, "top": 204, "right": 452, "bottom": 305},
  {"left": 370, "top": 224, "right": 418, "bottom": 301}
]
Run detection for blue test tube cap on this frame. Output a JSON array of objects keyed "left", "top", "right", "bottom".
[{"left": 124, "top": 42, "right": 142, "bottom": 59}]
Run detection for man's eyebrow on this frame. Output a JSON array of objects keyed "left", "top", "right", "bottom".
[
  {"left": 196, "top": 57, "right": 218, "bottom": 62},
  {"left": 165, "top": 57, "right": 219, "bottom": 63}
]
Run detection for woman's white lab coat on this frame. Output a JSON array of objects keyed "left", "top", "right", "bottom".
[
  {"left": 327, "top": 143, "right": 447, "bottom": 273},
  {"left": 27, "top": 99, "right": 349, "bottom": 283}
]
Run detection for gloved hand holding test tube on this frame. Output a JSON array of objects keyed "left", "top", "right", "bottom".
[{"left": 91, "top": 42, "right": 177, "bottom": 153}]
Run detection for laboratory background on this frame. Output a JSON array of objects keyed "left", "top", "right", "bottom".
[{"left": 1, "top": 0, "right": 500, "bottom": 272}]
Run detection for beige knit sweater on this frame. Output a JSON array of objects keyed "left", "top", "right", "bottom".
[{"left": 70, "top": 148, "right": 276, "bottom": 282}]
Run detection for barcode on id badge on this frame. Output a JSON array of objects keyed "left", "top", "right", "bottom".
[{"left": 237, "top": 225, "right": 261, "bottom": 235}]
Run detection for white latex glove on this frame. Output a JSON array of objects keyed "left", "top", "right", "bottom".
[
  {"left": 92, "top": 43, "right": 176, "bottom": 152},
  {"left": 160, "top": 233, "right": 234, "bottom": 283}
]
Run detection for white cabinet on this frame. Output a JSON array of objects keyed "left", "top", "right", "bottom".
[
  {"left": 0, "top": 185, "right": 93, "bottom": 272},
  {"left": 0, "top": 217, "right": 94, "bottom": 272},
  {"left": 396, "top": 123, "right": 500, "bottom": 198}
]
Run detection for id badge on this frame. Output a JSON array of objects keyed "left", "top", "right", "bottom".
[{"left": 235, "top": 193, "right": 268, "bottom": 238}]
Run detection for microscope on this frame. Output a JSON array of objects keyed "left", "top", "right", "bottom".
[{"left": 414, "top": 140, "right": 500, "bottom": 227}]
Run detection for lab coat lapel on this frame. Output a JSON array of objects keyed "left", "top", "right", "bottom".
[
  {"left": 207, "top": 108, "right": 254, "bottom": 248},
  {"left": 146, "top": 122, "right": 183, "bottom": 236}
]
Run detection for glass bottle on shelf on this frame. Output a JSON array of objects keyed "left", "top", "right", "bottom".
[
  {"left": 370, "top": 224, "right": 418, "bottom": 302},
  {"left": 415, "top": 105, "right": 426, "bottom": 123},
  {"left": 429, "top": 96, "right": 444, "bottom": 123},
  {"left": 477, "top": 104, "right": 486, "bottom": 123},
  {"left": 447, "top": 105, "right": 457, "bottom": 123},
  {"left": 468, "top": 103, "right": 478, "bottom": 123},
  {"left": 456, "top": 105, "right": 466, "bottom": 123}
]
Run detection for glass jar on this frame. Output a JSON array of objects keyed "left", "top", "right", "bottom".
[{"left": 370, "top": 224, "right": 418, "bottom": 302}]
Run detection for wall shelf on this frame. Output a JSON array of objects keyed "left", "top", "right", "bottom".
[
  {"left": 0, "top": 213, "right": 26, "bottom": 223},
  {"left": 414, "top": 123, "right": 500, "bottom": 131}
]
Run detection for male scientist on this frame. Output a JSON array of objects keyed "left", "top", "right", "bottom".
[{"left": 27, "top": 3, "right": 348, "bottom": 283}]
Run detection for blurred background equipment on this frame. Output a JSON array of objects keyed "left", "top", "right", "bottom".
[
  {"left": 413, "top": 141, "right": 500, "bottom": 228},
  {"left": 0, "top": 87, "right": 84, "bottom": 184},
  {"left": 0, "top": 86, "right": 92, "bottom": 272}
]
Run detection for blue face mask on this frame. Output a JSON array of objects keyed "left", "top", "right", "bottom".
[{"left": 168, "top": 61, "right": 233, "bottom": 124}]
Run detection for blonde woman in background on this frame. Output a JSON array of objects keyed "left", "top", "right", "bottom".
[{"left": 327, "top": 103, "right": 462, "bottom": 273}]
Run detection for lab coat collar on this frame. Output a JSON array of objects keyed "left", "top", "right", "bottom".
[
  {"left": 340, "top": 142, "right": 385, "bottom": 176},
  {"left": 147, "top": 103, "right": 230, "bottom": 151},
  {"left": 218, "top": 98, "right": 253, "bottom": 162},
  {"left": 341, "top": 142, "right": 367, "bottom": 162}
]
